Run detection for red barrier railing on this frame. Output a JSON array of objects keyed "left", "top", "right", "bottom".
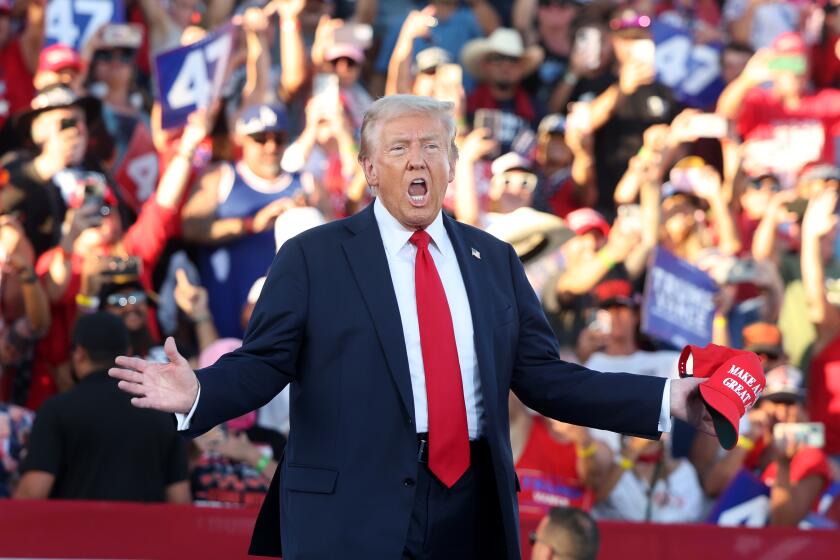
[{"left": 0, "top": 500, "right": 837, "bottom": 559}]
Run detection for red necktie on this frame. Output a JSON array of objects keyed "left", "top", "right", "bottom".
[{"left": 409, "top": 229, "right": 470, "bottom": 487}]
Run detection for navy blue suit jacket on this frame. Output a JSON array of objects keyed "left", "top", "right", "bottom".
[{"left": 185, "top": 204, "right": 666, "bottom": 559}]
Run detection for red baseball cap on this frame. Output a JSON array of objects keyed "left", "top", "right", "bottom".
[
  {"left": 566, "top": 208, "right": 610, "bottom": 238},
  {"left": 38, "top": 44, "right": 83, "bottom": 74},
  {"left": 699, "top": 353, "right": 765, "bottom": 450},
  {"left": 678, "top": 343, "right": 758, "bottom": 379}
]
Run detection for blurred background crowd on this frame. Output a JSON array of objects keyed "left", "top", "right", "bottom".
[{"left": 1, "top": 0, "right": 840, "bottom": 553}]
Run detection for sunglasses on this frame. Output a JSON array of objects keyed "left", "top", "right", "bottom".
[
  {"left": 487, "top": 53, "right": 520, "bottom": 64},
  {"left": 248, "top": 132, "right": 288, "bottom": 145},
  {"left": 98, "top": 49, "right": 135, "bottom": 63},
  {"left": 493, "top": 171, "right": 538, "bottom": 192},
  {"left": 106, "top": 291, "right": 147, "bottom": 308}
]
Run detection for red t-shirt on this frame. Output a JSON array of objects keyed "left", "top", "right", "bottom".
[
  {"left": 26, "top": 199, "right": 179, "bottom": 410},
  {"left": 808, "top": 333, "right": 840, "bottom": 455},
  {"left": 0, "top": 38, "right": 35, "bottom": 130},
  {"left": 761, "top": 446, "right": 831, "bottom": 512},
  {"left": 736, "top": 88, "right": 840, "bottom": 180},
  {"left": 811, "top": 35, "right": 840, "bottom": 90},
  {"left": 515, "top": 417, "right": 593, "bottom": 516}
]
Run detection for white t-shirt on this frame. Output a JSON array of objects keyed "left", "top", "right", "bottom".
[
  {"left": 593, "top": 460, "right": 704, "bottom": 523},
  {"left": 585, "top": 351, "right": 680, "bottom": 452}
]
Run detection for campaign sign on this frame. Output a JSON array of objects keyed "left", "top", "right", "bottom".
[
  {"left": 642, "top": 247, "right": 718, "bottom": 348},
  {"left": 651, "top": 20, "right": 724, "bottom": 109},
  {"left": 45, "top": 0, "right": 125, "bottom": 52},
  {"left": 114, "top": 124, "right": 159, "bottom": 213},
  {"left": 707, "top": 469, "right": 770, "bottom": 527},
  {"left": 155, "top": 25, "right": 234, "bottom": 129}
]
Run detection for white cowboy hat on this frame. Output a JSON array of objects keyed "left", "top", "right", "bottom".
[
  {"left": 460, "top": 28, "right": 544, "bottom": 81},
  {"left": 485, "top": 207, "right": 573, "bottom": 262}
]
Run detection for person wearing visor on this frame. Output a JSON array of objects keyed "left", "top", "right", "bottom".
[
  {"left": 27, "top": 105, "right": 212, "bottom": 409},
  {"left": 182, "top": 103, "right": 311, "bottom": 338}
]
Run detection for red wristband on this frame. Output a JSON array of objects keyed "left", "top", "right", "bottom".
[{"left": 242, "top": 216, "right": 256, "bottom": 235}]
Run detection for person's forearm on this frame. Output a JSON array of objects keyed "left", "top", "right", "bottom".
[
  {"left": 728, "top": 5, "right": 756, "bottom": 47},
  {"left": 570, "top": 148, "right": 595, "bottom": 197},
  {"left": 801, "top": 233, "right": 828, "bottom": 325},
  {"left": 154, "top": 148, "right": 196, "bottom": 210},
  {"left": 589, "top": 85, "right": 620, "bottom": 132},
  {"left": 182, "top": 215, "right": 251, "bottom": 244},
  {"left": 206, "top": 0, "right": 236, "bottom": 28},
  {"left": 614, "top": 166, "right": 642, "bottom": 205},
  {"left": 454, "top": 157, "right": 480, "bottom": 226},
  {"left": 137, "top": 0, "right": 169, "bottom": 36},
  {"left": 556, "top": 249, "right": 614, "bottom": 295},
  {"left": 279, "top": 13, "right": 306, "bottom": 100},
  {"left": 386, "top": 32, "right": 418, "bottom": 96},
  {"left": 20, "top": 1, "right": 45, "bottom": 73},
  {"left": 701, "top": 445, "right": 748, "bottom": 496},
  {"left": 243, "top": 33, "right": 270, "bottom": 107},
  {"left": 709, "top": 198, "right": 742, "bottom": 256},
  {"left": 468, "top": 0, "right": 501, "bottom": 35},
  {"left": 44, "top": 249, "right": 73, "bottom": 303},
  {"left": 20, "top": 273, "right": 51, "bottom": 335},
  {"left": 716, "top": 75, "right": 754, "bottom": 121},
  {"left": 548, "top": 79, "right": 577, "bottom": 114},
  {"left": 751, "top": 210, "right": 780, "bottom": 261},
  {"left": 769, "top": 464, "right": 798, "bottom": 526},
  {"left": 594, "top": 462, "right": 625, "bottom": 503},
  {"left": 193, "top": 315, "right": 219, "bottom": 353},
  {"left": 640, "top": 179, "right": 661, "bottom": 250}
]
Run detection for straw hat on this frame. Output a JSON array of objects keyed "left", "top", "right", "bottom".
[{"left": 460, "top": 28, "right": 544, "bottom": 81}]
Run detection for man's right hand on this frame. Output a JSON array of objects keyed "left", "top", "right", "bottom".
[{"left": 109, "top": 337, "right": 199, "bottom": 414}]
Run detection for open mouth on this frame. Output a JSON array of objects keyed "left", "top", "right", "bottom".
[{"left": 408, "top": 178, "right": 429, "bottom": 206}]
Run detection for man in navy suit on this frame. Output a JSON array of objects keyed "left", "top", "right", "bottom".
[{"left": 110, "top": 95, "right": 712, "bottom": 559}]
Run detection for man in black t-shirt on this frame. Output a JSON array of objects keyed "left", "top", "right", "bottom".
[
  {"left": 13, "top": 312, "right": 189, "bottom": 502},
  {"left": 574, "top": 8, "right": 679, "bottom": 219}
]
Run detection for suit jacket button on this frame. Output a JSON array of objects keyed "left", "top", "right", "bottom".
[{"left": 403, "top": 478, "right": 415, "bottom": 487}]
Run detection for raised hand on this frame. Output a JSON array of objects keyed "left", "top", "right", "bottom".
[
  {"left": 458, "top": 127, "right": 498, "bottom": 162},
  {"left": 109, "top": 337, "right": 199, "bottom": 414},
  {"left": 802, "top": 189, "right": 839, "bottom": 239},
  {"left": 174, "top": 268, "right": 210, "bottom": 321}
]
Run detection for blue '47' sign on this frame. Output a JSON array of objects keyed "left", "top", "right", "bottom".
[
  {"left": 45, "top": 0, "right": 125, "bottom": 52},
  {"left": 154, "top": 24, "right": 234, "bottom": 130},
  {"left": 652, "top": 20, "right": 724, "bottom": 109}
]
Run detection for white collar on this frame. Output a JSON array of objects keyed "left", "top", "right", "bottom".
[{"left": 373, "top": 197, "right": 449, "bottom": 259}]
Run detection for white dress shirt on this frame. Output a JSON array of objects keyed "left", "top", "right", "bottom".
[
  {"left": 373, "top": 198, "right": 483, "bottom": 438},
  {"left": 177, "top": 200, "right": 673, "bottom": 435}
]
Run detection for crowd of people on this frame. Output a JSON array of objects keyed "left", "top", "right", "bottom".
[{"left": 2, "top": 0, "right": 840, "bottom": 550}]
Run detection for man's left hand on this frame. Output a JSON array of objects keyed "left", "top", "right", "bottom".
[{"left": 670, "top": 377, "right": 715, "bottom": 436}]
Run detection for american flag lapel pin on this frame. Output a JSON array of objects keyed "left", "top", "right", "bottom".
[{"left": 471, "top": 247, "right": 481, "bottom": 259}]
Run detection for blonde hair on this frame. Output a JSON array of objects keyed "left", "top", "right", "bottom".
[{"left": 357, "top": 95, "right": 458, "bottom": 162}]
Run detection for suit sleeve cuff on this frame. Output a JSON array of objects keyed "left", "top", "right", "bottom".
[
  {"left": 174, "top": 384, "right": 201, "bottom": 431},
  {"left": 657, "top": 378, "right": 672, "bottom": 433}
]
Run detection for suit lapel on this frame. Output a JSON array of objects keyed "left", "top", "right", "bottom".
[
  {"left": 443, "top": 215, "right": 499, "bottom": 425},
  {"left": 342, "top": 205, "right": 416, "bottom": 424}
]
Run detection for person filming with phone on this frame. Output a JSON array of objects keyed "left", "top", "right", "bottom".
[
  {"left": 700, "top": 364, "right": 832, "bottom": 526},
  {"left": 23, "top": 106, "right": 213, "bottom": 409}
]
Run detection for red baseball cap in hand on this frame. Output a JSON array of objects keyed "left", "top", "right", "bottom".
[
  {"left": 678, "top": 343, "right": 753, "bottom": 378},
  {"left": 698, "top": 353, "right": 765, "bottom": 450}
]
